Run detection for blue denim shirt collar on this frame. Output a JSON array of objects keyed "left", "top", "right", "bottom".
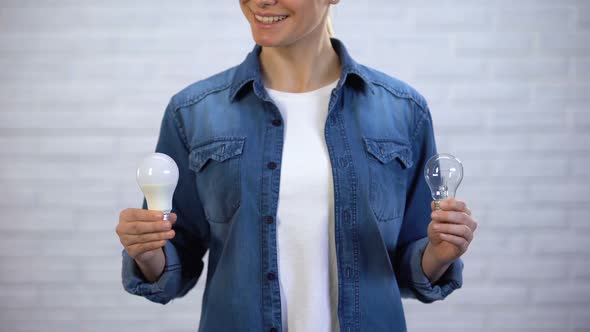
[{"left": 229, "top": 37, "right": 374, "bottom": 102}]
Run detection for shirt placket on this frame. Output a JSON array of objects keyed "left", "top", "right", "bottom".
[
  {"left": 256, "top": 82, "right": 286, "bottom": 332},
  {"left": 324, "top": 86, "right": 360, "bottom": 332}
]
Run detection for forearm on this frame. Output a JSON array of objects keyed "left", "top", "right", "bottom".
[
  {"left": 135, "top": 248, "right": 166, "bottom": 283},
  {"left": 421, "top": 242, "right": 452, "bottom": 284}
]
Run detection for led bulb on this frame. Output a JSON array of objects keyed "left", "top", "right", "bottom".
[
  {"left": 136, "top": 153, "right": 179, "bottom": 220},
  {"left": 424, "top": 153, "right": 464, "bottom": 210}
]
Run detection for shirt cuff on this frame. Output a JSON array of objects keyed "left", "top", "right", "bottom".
[
  {"left": 399, "top": 237, "right": 464, "bottom": 303},
  {"left": 120, "top": 241, "right": 183, "bottom": 304}
]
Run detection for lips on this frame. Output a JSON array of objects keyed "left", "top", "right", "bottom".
[{"left": 254, "top": 14, "right": 288, "bottom": 24}]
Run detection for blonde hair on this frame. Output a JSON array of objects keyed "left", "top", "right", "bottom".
[{"left": 327, "top": 16, "right": 334, "bottom": 37}]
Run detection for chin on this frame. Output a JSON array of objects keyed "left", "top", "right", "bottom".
[{"left": 252, "top": 34, "right": 284, "bottom": 48}]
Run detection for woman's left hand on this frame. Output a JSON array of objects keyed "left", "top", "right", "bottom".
[{"left": 427, "top": 198, "right": 478, "bottom": 265}]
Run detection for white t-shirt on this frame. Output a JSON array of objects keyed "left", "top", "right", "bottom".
[{"left": 266, "top": 80, "right": 340, "bottom": 332}]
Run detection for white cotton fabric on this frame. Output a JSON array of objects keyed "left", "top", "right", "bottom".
[{"left": 266, "top": 79, "right": 340, "bottom": 332}]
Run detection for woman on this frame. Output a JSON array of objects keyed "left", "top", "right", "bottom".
[{"left": 116, "top": 1, "right": 477, "bottom": 331}]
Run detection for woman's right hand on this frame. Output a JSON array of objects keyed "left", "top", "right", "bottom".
[{"left": 116, "top": 208, "right": 177, "bottom": 263}]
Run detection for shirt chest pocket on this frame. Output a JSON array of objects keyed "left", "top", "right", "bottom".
[
  {"left": 188, "top": 138, "right": 245, "bottom": 223},
  {"left": 363, "top": 137, "right": 414, "bottom": 222}
]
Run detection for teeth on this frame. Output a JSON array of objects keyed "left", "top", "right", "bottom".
[{"left": 255, "top": 15, "right": 287, "bottom": 24}]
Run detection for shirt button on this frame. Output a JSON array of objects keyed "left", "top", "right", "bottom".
[
  {"left": 267, "top": 272, "right": 276, "bottom": 280},
  {"left": 346, "top": 267, "right": 352, "bottom": 279},
  {"left": 267, "top": 162, "right": 277, "bottom": 170},
  {"left": 338, "top": 156, "right": 349, "bottom": 168},
  {"left": 264, "top": 216, "right": 274, "bottom": 224},
  {"left": 343, "top": 209, "right": 351, "bottom": 224},
  {"left": 272, "top": 119, "right": 282, "bottom": 126}
]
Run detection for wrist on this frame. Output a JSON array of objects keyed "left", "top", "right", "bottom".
[
  {"left": 134, "top": 247, "right": 163, "bottom": 265},
  {"left": 134, "top": 248, "right": 166, "bottom": 283},
  {"left": 422, "top": 242, "right": 452, "bottom": 284},
  {"left": 423, "top": 242, "right": 447, "bottom": 266}
]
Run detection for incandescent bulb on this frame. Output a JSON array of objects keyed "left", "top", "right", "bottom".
[
  {"left": 136, "top": 153, "right": 179, "bottom": 220},
  {"left": 424, "top": 153, "right": 464, "bottom": 210}
]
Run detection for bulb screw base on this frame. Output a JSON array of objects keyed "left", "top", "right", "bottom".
[
  {"left": 162, "top": 212, "right": 171, "bottom": 221},
  {"left": 434, "top": 200, "right": 440, "bottom": 211}
]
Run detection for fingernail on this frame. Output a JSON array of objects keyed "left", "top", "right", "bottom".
[
  {"left": 431, "top": 212, "right": 438, "bottom": 219},
  {"left": 432, "top": 224, "right": 440, "bottom": 231}
]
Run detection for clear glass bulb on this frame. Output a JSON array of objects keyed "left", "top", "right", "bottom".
[
  {"left": 136, "top": 153, "right": 179, "bottom": 220},
  {"left": 424, "top": 153, "right": 464, "bottom": 210}
]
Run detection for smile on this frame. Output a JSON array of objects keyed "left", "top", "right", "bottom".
[{"left": 254, "top": 15, "right": 288, "bottom": 24}]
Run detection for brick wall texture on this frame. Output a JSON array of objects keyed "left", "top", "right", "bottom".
[{"left": 0, "top": 1, "right": 588, "bottom": 331}]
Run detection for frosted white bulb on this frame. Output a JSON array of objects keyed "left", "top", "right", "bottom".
[
  {"left": 424, "top": 153, "right": 463, "bottom": 210},
  {"left": 136, "top": 153, "right": 179, "bottom": 220}
]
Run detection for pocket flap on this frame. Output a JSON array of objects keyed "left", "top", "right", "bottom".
[
  {"left": 189, "top": 138, "right": 245, "bottom": 172},
  {"left": 363, "top": 137, "right": 413, "bottom": 168}
]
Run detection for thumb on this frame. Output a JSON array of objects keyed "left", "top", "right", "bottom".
[{"left": 168, "top": 212, "right": 178, "bottom": 224}]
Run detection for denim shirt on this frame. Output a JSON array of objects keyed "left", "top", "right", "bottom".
[{"left": 121, "top": 38, "right": 463, "bottom": 332}]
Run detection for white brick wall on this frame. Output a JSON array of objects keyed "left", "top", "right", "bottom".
[{"left": 0, "top": 1, "right": 587, "bottom": 331}]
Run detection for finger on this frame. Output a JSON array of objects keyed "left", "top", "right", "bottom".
[
  {"left": 124, "top": 220, "right": 173, "bottom": 235},
  {"left": 431, "top": 210, "right": 476, "bottom": 230},
  {"left": 440, "top": 212, "right": 477, "bottom": 232},
  {"left": 440, "top": 198, "right": 467, "bottom": 213},
  {"left": 439, "top": 233, "right": 469, "bottom": 252},
  {"left": 126, "top": 240, "right": 167, "bottom": 258},
  {"left": 432, "top": 223, "right": 473, "bottom": 243},
  {"left": 122, "top": 230, "right": 175, "bottom": 246},
  {"left": 431, "top": 200, "right": 471, "bottom": 216},
  {"left": 121, "top": 208, "right": 165, "bottom": 222},
  {"left": 169, "top": 212, "right": 178, "bottom": 224}
]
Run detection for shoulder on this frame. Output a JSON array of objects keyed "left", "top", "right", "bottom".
[
  {"left": 359, "top": 64, "right": 429, "bottom": 114},
  {"left": 167, "top": 66, "right": 238, "bottom": 111},
  {"left": 356, "top": 64, "right": 434, "bottom": 141}
]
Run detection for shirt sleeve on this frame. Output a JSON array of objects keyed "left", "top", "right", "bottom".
[
  {"left": 121, "top": 100, "right": 210, "bottom": 305},
  {"left": 391, "top": 101, "right": 464, "bottom": 303}
]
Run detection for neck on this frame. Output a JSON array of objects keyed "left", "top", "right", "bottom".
[{"left": 259, "top": 32, "right": 341, "bottom": 93}]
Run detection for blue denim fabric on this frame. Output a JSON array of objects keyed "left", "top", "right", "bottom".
[{"left": 121, "top": 38, "right": 463, "bottom": 332}]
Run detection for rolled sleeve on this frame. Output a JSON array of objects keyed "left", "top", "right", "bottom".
[
  {"left": 121, "top": 241, "right": 196, "bottom": 305},
  {"left": 397, "top": 237, "right": 463, "bottom": 303}
]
